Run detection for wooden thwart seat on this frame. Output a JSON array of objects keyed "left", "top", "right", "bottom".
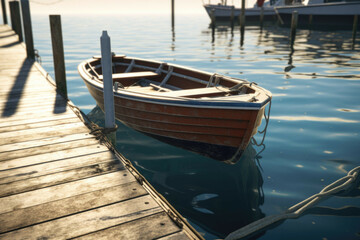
[
  {"left": 99, "top": 71, "right": 159, "bottom": 80},
  {"left": 158, "top": 86, "right": 230, "bottom": 97}
]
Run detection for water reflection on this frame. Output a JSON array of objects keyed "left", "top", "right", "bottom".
[
  {"left": 171, "top": 28, "right": 175, "bottom": 52},
  {"left": 87, "top": 105, "right": 266, "bottom": 237},
  {"left": 140, "top": 144, "right": 265, "bottom": 238},
  {"left": 203, "top": 24, "right": 360, "bottom": 79}
]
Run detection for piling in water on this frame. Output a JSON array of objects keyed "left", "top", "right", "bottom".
[
  {"left": 210, "top": 8, "right": 216, "bottom": 41},
  {"left": 290, "top": 11, "right": 298, "bottom": 47},
  {"left": 100, "top": 31, "right": 117, "bottom": 146},
  {"left": 9, "top": 1, "right": 23, "bottom": 42},
  {"left": 240, "top": 27, "right": 245, "bottom": 46},
  {"left": 20, "top": 0, "right": 34, "bottom": 59},
  {"left": 230, "top": 6, "right": 235, "bottom": 32},
  {"left": 352, "top": 15, "right": 358, "bottom": 46},
  {"left": 210, "top": 8, "right": 216, "bottom": 29},
  {"left": 240, "top": 0, "right": 245, "bottom": 32},
  {"left": 100, "top": 31, "right": 116, "bottom": 130},
  {"left": 49, "top": 15, "right": 67, "bottom": 99},
  {"left": 308, "top": 15, "right": 313, "bottom": 29},
  {"left": 260, "top": 7, "right": 264, "bottom": 29},
  {"left": 171, "top": 0, "right": 175, "bottom": 29}
]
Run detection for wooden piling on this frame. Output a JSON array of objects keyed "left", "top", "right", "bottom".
[
  {"left": 260, "top": 6, "right": 264, "bottom": 29},
  {"left": 100, "top": 30, "right": 115, "bottom": 130},
  {"left": 210, "top": 8, "right": 216, "bottom": 29},
  {"left": 171, "top": 0, "right": 174, "bottom": 29},
  {"left": 240, "top": 26, "right": 244, "bottom": 46},
  {"left": 20, "top": 0, "right": 34, "bottom": 59},
  {"left": 100, "top": 31, "right": 116, "bottom": 146},
  {"left": 352, "top": 15, "right": 358, "bottom": 46},
  {"left": 9, "top": 1, "right": 23, "bottom": 42},
  {"left": 230, "top": 6, "right": 235, "bottom": 31},
  {"left": 290, "top": 11, "right": 298, "bottom": 47},
  {"left": 49, "top": 15, "right": 68, "bottom": 99},
  {"left": 210, "top": 9, "right": 215, "bottom": 42},
  {"left": 1, "top": 0, "right": 7, "bottom": 24},
  {"left": 240, "top": 0, "right": 245, "bottom": 29}
]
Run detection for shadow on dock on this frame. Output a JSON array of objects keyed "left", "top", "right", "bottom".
[
  {"left": 53, "top": 94, "right": 67, "bottom": 114},
  {"left": 1, "top": 59, "right": 33, "bottom": 117}
]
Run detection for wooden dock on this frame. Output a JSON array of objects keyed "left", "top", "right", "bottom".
[{"left": 0, "top": 24, "right": 201, "bottom": 240}]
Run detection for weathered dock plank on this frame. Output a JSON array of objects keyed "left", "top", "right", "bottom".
[
  {"left": 0, "top": 144, "right": 110, "bottom": 170},
  {"left": 1, "top": 196, "right": 163, "bottom": 239},
  {"left": 0, "top": 181, "right": 147, "bottom": 233},
  {"left": 0, "top": 122, "right": 89, "bottom": 145},
  {"left": 0, "top": 152, "right": 115, "bottom": 184},
  {"left": 0, "top": 171, "right": 135, "bottom": 215},
  {"left": 72, "top": 212, "right": 184, "bottom": 240},
  {"left": 0, "top": 160, "right": 123, "bottom": 197},
  {"left": 0, "top": 24, "right": 201, "bottom": 239},
  {"left": 0, "top": 116, "right": 79, "bottom": 133},
  {"left": 0, "top": 132, "right": 93, "bottom": 152},
  {"left": 0, "top": 136, "right": 100, "bottom": 160},
  {"left": 0, "top": 106, "right": 72, "bottom": 122}
]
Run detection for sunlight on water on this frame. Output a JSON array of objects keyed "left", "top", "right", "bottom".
[{"left": 31, "top": 14, "right": 360, "bottom": 240}]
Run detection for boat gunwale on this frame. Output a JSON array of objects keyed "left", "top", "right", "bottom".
[{"left": 78, "top": 57, "right": 272, "bottom": 110}]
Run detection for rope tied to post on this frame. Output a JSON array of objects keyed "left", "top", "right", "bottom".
[
  {"left": 225, "top": 166, "right": 360, "bottom": 240},
  {"left": 88, "top": 122, "right": 118, "bottom": 139}
]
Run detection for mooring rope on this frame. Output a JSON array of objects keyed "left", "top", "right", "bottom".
[
  {"left": 88, "top": 122, "right": 118, "bottom": 136},
  {"left": 225, "top": 166, "right": 360, "bottom": 240},
  {"left": 251, "top": 100, "right": 271, "bottom": 148}
]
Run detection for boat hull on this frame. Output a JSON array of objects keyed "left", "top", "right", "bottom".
[
  {"left": 276, "top": 2, "right": 360, "bottom": 29},
  {"left": 204, "top": 4, "right": 277, "bottom": 22},
  {"left": 83, "top": 80, "right": 265, "bottom": 161}
]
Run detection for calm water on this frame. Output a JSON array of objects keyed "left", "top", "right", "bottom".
[{"left": 31, "top": 14, "right": 360, "bottom": 239}]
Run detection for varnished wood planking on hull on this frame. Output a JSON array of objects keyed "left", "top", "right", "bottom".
[{"left": 86, "top": 83, "right": 260, "bottom": 147}]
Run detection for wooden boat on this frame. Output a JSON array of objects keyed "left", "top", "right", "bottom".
[{"left": 78, "top": 55, "right": 272, "bottom": 161}]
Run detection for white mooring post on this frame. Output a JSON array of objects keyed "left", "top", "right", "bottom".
[{"left": 100, "top": 31, "right": 116, "bottom": 130}]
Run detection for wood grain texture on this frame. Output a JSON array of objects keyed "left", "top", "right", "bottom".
[
  {"left": 0, "top": 160, "right": 124, "bottom": 197},
  {"left": 0, "top": 152, "right": 115, "bottom": 184},
  {"left": 0, "top": 136, "right": 99, "bottom": 160},
  {"left": 0, "top": 144, "right": 110, "bottom": 170},
  {"left": 0, "top": 196, "right": 162, "bottom": 239},
  {"left": 0, "top": 181, "right": 147, "bottom": 233},
  {"left": 0, "top": 122, "right": 89, "bottom": 145},
  {"left": 0, "top": 170, "right": 135, "bottom": 215},
  {"left": 73, "top": 212, "right": 182, "bottom": 240},
  {"left": 157, "top": 231, "right": 192, "bottom": 240},
  {"left": 0, "top": 132, "right": 93, "bottom": 153}
]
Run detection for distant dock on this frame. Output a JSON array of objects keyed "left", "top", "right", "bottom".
[{"left": 0, "top": 24, "right": 202, "bottom": 239}]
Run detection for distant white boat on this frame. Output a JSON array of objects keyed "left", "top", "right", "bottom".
[
  {"left": 203, "top": 0, "right": 285, "bottom": 22},
  {"left": 275, "top": 0, "right": 360, "bottom": 29}
]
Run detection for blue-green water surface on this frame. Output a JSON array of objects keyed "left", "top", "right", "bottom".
[{"left": 32, "top": 14, "right": 360, "bottom": 240}]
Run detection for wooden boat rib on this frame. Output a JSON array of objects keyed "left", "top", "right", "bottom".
[{"left": 78, "top": 55, "right": 272, "bottom": 161}]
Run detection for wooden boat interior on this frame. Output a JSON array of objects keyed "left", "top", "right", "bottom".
[{"left": 86, "top": 55, "right": 260, "bottom": 100}]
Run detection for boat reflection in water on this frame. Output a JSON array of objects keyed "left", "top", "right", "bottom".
[
  {"left": 87, "top": 105, "right": 266, "bottom": 238},
  {"left": 142, "top": 144, "right": 266, "bottom": 238}
]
